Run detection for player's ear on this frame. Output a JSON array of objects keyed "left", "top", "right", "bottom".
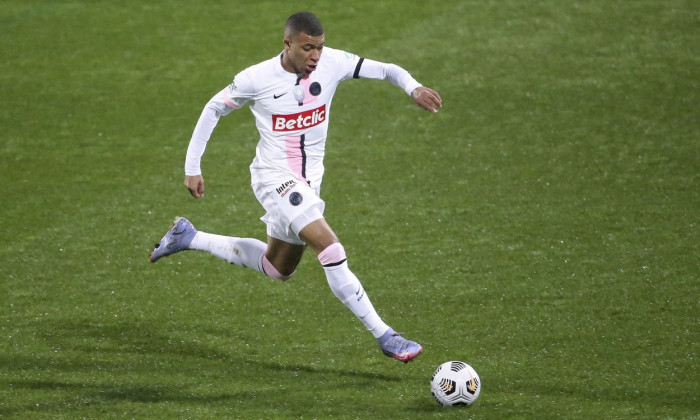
[{"left": 283, "top": 37, "right": 291, "bottom": 50}]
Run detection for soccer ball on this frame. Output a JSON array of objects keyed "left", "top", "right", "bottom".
[{"left": 430, "top": 361, "right": 481, "bottom": 406}]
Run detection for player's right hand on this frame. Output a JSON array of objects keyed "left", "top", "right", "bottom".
[{"left": 185, "top": 174, "right": 205, "bottom": 199}]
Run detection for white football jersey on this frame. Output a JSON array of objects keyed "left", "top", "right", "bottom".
[
  {"left": 231, "top": 47, "right": 360, "bottom": 189},
  {"left": 185, "top": 46, "right": 422, "bottom": 190}
]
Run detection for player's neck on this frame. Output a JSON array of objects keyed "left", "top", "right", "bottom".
[
  {"left": 280, "top": 53, "right": 296, "bottom": 75},
  {"left": 280, "top": 53, "right": 309, "bottom": 78}
]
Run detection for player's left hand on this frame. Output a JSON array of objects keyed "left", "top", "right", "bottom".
[{"left": 411, "top": 87, "right": 442, "bottom": 113}]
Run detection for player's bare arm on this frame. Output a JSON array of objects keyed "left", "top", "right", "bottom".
[
  {"left": 411, "top": 86, "right": 442, "bottom": 113},
  {"left": 185, "top": 174, "right": 205, "bottom": 199}
]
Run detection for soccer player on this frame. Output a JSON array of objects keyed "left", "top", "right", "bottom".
[{"left": 150, "top": 11, "right": 442, "bottom": 363}]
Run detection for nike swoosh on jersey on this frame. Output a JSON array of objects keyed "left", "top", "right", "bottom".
[{"left": 273, "top": 92, "right": 288, "bottom": 99}]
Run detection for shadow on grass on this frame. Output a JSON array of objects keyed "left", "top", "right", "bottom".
[
  {"left": 0, "top": 378, "right": 260, "bottom": 417},
  {"left": 0, "top": 318, "right": 405, "bottom": 416},
  {"left": 257, "top": 360, "right": 402, "bottom": 382}
]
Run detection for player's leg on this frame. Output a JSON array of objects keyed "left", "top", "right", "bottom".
[
  {"left": 189, "top": 230, "right": 268, "bottom": 272},
  {"left": 298, "top": 217, "right": 423, "bottom": 362},
  {"left": 299, "top": 218, "right": 391, "bottom": 336},
  {"left": 299, "top": 218, "right": 389, "bottom": 336},
  {"left": 150, "top": 217, "right": 266, "bottom": 270},
  {"left": 150, "top": 217, "right": 300, "bottom": 281},
  {"left": 192, "top": 232, "right": 304, "bottom": 281},
  {"left": 260, "top": 236, "right": 305, "bottom": 280}
]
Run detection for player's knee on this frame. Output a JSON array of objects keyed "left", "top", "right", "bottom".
[
  {"left": 318, "top": 242, "right": 347, "bottom": 267},
  {"left": 262, "top": 255, "right": 295, "bottom": 281}
]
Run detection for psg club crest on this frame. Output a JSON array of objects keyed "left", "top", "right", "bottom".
[
  {"left": 289, "top": 192, "right": 303, "bottom": 206},
  {"left": 309, "top": 82, "right": 321, "bottom": 96}
]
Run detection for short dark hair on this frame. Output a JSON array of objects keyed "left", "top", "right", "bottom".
[{"left": 285, "top": 12, "right": 324, "bottom": 37}]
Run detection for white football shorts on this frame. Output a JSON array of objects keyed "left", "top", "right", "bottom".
[{"left": 252, "top": 175, "right": 325, "bottom": 245}]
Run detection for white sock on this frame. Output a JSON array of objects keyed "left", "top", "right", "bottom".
[
  {"left": 189, "top": 231, "right": 266, "bottom": 272},
  {"left": 320, "top": 244, "right": 390, "bottom": 338}
]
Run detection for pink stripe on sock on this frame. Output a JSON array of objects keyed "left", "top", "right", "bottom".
[
  {"left": 318, "top": 243, "right": 346, "bottom": 266},
  {"left": 262, "top": 255, "right": 293, "bottom": 281}
]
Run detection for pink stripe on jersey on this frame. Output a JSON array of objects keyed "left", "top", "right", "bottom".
[
  {"left": 297, "top": 76, "right": 318, "bottom": 105},
  {"left": 285, "top": 135, "right": 307, "bottom": 183}
]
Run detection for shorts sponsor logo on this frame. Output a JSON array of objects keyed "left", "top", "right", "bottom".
[
  {"left": 276, "top": 179, "right": 297, "bottom": 197},
  {"left": 273, "top": 104, "right": 326, "bottom": 132},
  {"left": 289, "top": 192, "right": 303, "bottom": 206}
]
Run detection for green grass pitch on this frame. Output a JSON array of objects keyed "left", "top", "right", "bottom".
[{"left": 1, "top": 1, "right": 698, "bottom": 418}]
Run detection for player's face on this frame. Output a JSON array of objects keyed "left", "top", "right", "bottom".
[{"left": 282, "top": 32, "right": 325, "bottom": 76}]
